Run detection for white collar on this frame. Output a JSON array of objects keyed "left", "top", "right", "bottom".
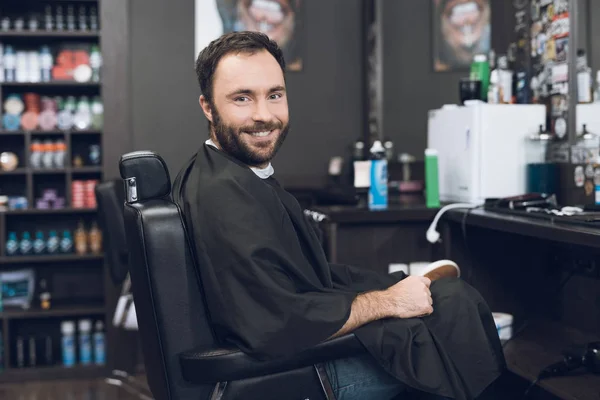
[{"left": 205, "top": 139, "right": 274, "bottom": 179}]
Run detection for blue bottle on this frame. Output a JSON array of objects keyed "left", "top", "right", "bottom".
[
  {"left": 19, "top": 232, "right": 33, "bottom": 255},
  {"left": 78, "top": 319, "right": 92, "bottom": 365},
  {"left": 60, "top": 230, "right": 73, "bottom": 253},
  {"left": 368, "top": 140, "right": 388, "bottom": 210},
  {"left": 93, "top": 320, "right": 106, "bottom": 365},
  {"left": 47, "top": 231, "right": 59, "bottom": 254},
  {"left": 33, "top": 231, "right": 46, "bottom": 255},
  {"left": 5, "top": 232, "right": 19, "bottom": 256},
  {"left": 61, "top": 321, "right": 76, "bottom": 367}
]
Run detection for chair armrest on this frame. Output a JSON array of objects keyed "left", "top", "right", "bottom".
[{"left": 179, "top": 333, "right": 365, "bottom": 384}]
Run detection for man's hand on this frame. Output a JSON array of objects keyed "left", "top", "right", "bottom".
[
  {"left": 383, "top": 276, "right": 433, "bottom": 319},
  {"left": 328, "top": 276, "right": 433, "bottom": 339}
]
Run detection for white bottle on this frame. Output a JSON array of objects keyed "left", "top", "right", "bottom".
[
  {"left": 61, "top": 321, "right": 76, "bottom": 367},
  {"left": 594, "top": 71, "right": 600, "bottom": 103}
]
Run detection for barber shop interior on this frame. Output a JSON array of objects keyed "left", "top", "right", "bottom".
[{"left": 0, "top": 0, "right": 600, "bottom": 399}]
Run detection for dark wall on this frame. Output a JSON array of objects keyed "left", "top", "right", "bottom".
[
  {"left": 381, "top": 0, "right": 592, "bottom": 160},
  {"left": 128, "top": 0, "right": 365, "bottom": 188}
]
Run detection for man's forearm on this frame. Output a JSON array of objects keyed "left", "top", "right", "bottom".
[{"left": 329, "top": 290, "right": 392, "bottom": 339}]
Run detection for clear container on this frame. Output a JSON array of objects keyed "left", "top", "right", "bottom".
[{"left": 526, "top": 126, "right": 556, "bottom": 194}]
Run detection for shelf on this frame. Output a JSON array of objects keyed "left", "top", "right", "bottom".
[
  {"left": 0, "top": 130, "right": 101, "bottom": 135},
  {"left": 1, "top": 81, "right": 100, "bottom": 87},
  {"left": 2, "top": 207, "right": 96, "bottom": 215},
  {"left": 504, "top": 319, "right": 600, "bottom": 400},
  {"left": 1, "top": 304, "right": 105, "bottom": 320},
  {"left": 0, "top": 31, "right": 100, "bottom": 39},
  {"left": 0, "top": 168, "right": 27, "bottom": 175},
  {"left": 0, "top": 253, "right": 103, "bottom": 264},
  {"left": 29, "top": 167, "right": 102, "bottom": 174},
  {"left": 0, "top": 365, "right": 106, "bottom": 383}
]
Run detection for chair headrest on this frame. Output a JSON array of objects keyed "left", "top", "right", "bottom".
[{"left": 119, "top": 151, "right": 171, "bottom": 202}]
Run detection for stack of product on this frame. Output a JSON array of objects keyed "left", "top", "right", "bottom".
[
  {"left": 30, "top": 139, "right": 66, "bottom": 169},
  {"left": 0, "top": 3, "right": 100, "bottom": 33},
  {"left": 0, "top": 43, "right": 101, "bottom": 83},
  {"left": 13, "top": 319, "right": 105, "bottom": 369},
  {"left": 35, "top": 188, "right": 66, "bottom": 209},
  {"left": 72, "top": 179, "right": 98, "bottom": 208},
  {"left": 0, "top": 195, "right": 28, "bottom": 210},
  {"left": 5, "top": 221, "right": 101, "bottom": 256},
  {"left": 5, "top": 230, "right": 73, "bottom": 256},
  {"left": 60, "top": 319, "right": 105, "bottom": 368},
  {"left": 2, "top": 94, "right": 103, "bottom": 132}
]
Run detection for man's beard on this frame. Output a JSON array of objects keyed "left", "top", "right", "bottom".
[{"left": 211, "top": 106, "right": 289, "bottom": 167}]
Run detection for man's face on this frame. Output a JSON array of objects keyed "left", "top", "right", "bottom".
[
  {"left": 205, "top": 49, "right": 289, "bottom": 168},
  {"left": 235, "top": 0, "right": 296, "bottom": 48}
]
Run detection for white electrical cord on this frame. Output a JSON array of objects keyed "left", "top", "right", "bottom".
[{"left": 426, "top": 203, "right": 482, "bottom": 243}]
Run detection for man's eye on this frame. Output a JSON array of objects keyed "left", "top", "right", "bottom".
[
  {"left": 270, "top": 93, "right": 282, "bottom": 100},
  {"left": 235, "top": 96, "right": 250, "bottom": 102}
]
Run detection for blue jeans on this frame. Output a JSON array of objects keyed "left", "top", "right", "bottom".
[{"left": 324, "top": 355, "right": 451, "bottom": 400}]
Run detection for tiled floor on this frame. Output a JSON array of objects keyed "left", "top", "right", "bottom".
[{"left": 0, "top": 377, "right": 152, "bottom": 400}]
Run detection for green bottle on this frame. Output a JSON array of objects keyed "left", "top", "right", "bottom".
[
  {"left": 470, "top": 54, "right": 490, "bottom": 101},
  {"left": 425, "top": 149, "right": 440, "bottom": 208}
]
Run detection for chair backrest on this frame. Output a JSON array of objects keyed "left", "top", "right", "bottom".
[
  {"left": 119, "top": 151, "right": 217, "bottom": 400},
  {"left": 95, "top": 179, "right": 129, "bottom": 285}
]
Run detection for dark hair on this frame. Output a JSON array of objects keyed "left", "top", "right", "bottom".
[{"left": 195, "top": 31, "right": 286, "bottom": 105}]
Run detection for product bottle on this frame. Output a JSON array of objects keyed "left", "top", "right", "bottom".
[
  {"left": 61, "top": 321, "right": 75, "bottom": 367},
  {"left": 46, "top": 230, "right": 60, "bottom": 254},
  {"left": 39, "top": 45, "right": 52, "bottom": 82},
  {"left": 78, "top": 319, "right": 92, "bottom": 365},
  {"left": 3, "top": 46, "right": 16, "bottom": 82},
  {"left": 39, "top": 278, "right": 51, "bottom": 310},
  {"left": 425, "top": 149, "right": 441, "bottom": 208},
  {"left": 497, "top": 55, "right": 513, "bottom": 104},
  {"left": 75, "top": 221, "right": 87, "bottom": 255},
  {"left": 470, "top": 54, "right": 490, "bottom": 101},
  {"left": 88, "top": 221, "right": 102, "bottom": 254},
  {"left": 594, "top": 71, "right": 600, "bottom": 103},
  {"left": 93, "top": 320, "right": 105, "bottom": 365},
  {"left": 368, "top": 140, "right": 388, "bottom": 210},
  {"left": 30, "top": 140, "right": 43, "bottom": 169},
  {"left": 89, "top": 46, "right": 102, "bottom": 82},
  {"left": 19, "top": 232, "right": 33, "bottom": 255},
  {"left": 6, "top": 232, "right": 19, "bottom": 256},
  {"left": 33, "top": 231, "right": 46, "bottom": 255},
  {"left": 577, "top": 49, "right": 593, "bottom": 104},
  {"left": 91, "top": 97, "right": 103, "bottom": 130},
  {"left": 59, "top": 230, "right": 73, "bottom": 253}
]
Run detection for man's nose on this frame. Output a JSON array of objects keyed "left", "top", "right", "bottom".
[{"left": 252, "top": 99, "right": 273, "bottom": 122}]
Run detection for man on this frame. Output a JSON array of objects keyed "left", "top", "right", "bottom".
[{"left": 172, "top": 31, "right": 505, "bottom": 400}]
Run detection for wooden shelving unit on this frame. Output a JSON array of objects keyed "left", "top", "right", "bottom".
[{"left": 0, "top": 0, "right": 106, "bottom": 382}]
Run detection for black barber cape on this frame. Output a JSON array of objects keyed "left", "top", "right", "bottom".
[{"left": 172, "top": 144, "right": 506, "bottom": 399}]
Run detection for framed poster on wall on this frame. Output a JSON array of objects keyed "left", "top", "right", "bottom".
[
  {"left": 432, "top": 0, "right": 491, "bottom": 72},
  {"left": 195, "top": 0, "right": 305, "bottom": 71}
]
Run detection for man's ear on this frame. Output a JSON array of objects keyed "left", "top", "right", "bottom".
[{"left": 199, "top": 95, "right": 213, "bottom": 123}]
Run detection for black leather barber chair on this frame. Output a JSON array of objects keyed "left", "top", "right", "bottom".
[
  {"left": 119, "top": 151, "right": 367, "bottom": 400},
  {"left": 95, "top": 180, "right": 152, "bottom": 398}
]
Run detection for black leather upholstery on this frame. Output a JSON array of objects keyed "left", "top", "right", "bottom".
[
  {"left": 95, "top": 179, "right": 129, "bottom": 285},
  {"left": 119, "top": 151, "right": 365, "bottom": 400},
  {"left": 180, "top": 333, "right": 364, "bottom": 383},
  {"left": 120, "top": 151, "right": 171, "bottom": 201}
]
